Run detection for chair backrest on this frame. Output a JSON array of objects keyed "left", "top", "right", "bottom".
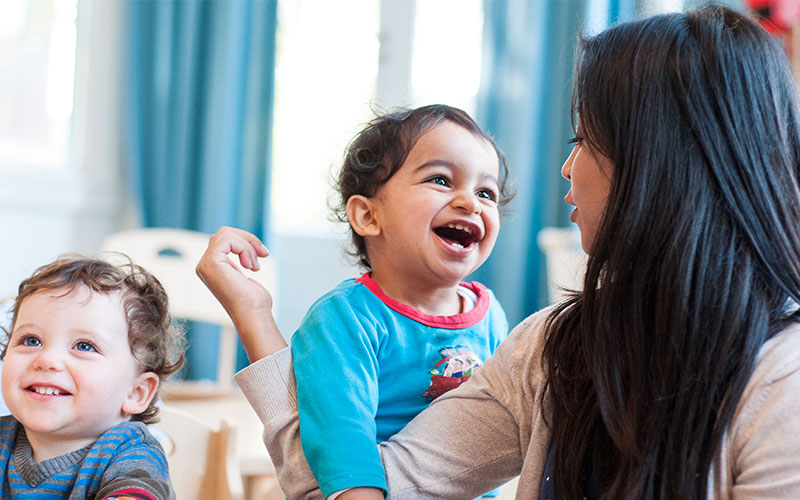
[
  {"left": 537, "top": 227, "right": 587, "bottom": 304},
  {"left": 101, "top": 228, "right": 277, "bottom": 394},
  {"left": 153, "top": 405, "right": 244, "bottom": 500}
]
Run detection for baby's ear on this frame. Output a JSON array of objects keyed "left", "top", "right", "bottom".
[
  {"left": 122, "top": 372, "right": 159, "bottom": 416},
  {"left": 346, "top": 195, "right": 381, "bottom": 237}
]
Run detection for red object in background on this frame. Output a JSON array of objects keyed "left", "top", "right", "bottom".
[{"left": 747, "top": 0, "right": 800, "bottom": 33}]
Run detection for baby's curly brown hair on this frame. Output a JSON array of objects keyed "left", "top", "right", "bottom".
[{"left": 1, "top": 254, "right": 185, "bottom": 424}]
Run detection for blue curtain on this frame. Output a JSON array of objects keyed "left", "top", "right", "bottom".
[
  {"left": 473, "top": 0, "right": 635, "bottom": 326},
  {"left": 123, "top": 1, "right": 278, "bottom": 380}
]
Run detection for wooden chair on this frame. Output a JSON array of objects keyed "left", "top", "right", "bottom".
[
  {"left": 101, "top": 227, "right": 277, "bottom": 397},
  {"left": 153, "top": 405, "right": 244, "bottom": 500}
]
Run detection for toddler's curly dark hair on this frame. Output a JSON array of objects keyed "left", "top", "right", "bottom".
[
  {"left": 334, "top": 104, "right": 515, "bottom": 269},
  {"left": 1, "top": 254, "right": 185, "bottom": 424}
]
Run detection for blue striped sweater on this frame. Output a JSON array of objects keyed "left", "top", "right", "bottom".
[{"left": 0, "top": 416, "right": 173, "bottom": 499}]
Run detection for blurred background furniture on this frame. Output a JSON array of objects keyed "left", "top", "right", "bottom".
[
  {"left": 162, "top": 395, "right": 282, "bottom": 500},
  {"left": 154, "top": 405, "right": 244, "bottom": 500},
  {"left": 102, "top": 227, "right": 277, "bottom": 397},
  {"left": 536, "top": 227, "right": 587, "bottom": 304}
]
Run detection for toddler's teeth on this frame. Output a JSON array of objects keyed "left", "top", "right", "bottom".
[{"left": 33, "top": 386, "right": 61, "bottom": 396}]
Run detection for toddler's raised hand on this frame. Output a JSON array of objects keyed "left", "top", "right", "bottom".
[{"left": 196, "top": 226, "right": 287, "bottom": 361}]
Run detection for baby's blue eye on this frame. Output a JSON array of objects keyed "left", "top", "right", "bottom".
[
  {"left": 75, "top": 341, "right": 96, "bottom": 352},
  {"left": 429, "top": 176, "right": 447, "bottom": 186},
  {"left": 23, "top": 337, "right": 41, "bottom": 347}
]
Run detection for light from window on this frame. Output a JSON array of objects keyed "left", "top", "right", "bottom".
[
  {"left": 0, "top": 0, "right": 77, "bottom": 168},
  {"left": 271, "top": 0, "right": 380, "bottom": 233},
  {"left": 411, "top": 0, "right": 483, "bottom": 116}
]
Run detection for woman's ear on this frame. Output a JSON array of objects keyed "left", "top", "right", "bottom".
[
  {"left": 122, "top": 372, "right": 159, "bottom": 416},
  {"left": 346, "top": 195, "right": 382, "bottom": 237}
]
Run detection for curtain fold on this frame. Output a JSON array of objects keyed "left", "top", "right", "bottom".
[
  {"left": 123, "top": 0, "right": 277, "bottom": 379},
  {"left": 473, "top": 0, "right": 635, "bottom": 325}
]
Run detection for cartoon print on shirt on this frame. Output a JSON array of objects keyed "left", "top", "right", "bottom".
[{"left": 422, "top": 346, "right": 484, "bottom": 399}]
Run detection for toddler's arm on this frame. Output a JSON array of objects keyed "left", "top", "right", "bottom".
[{"left": 196, "top": 226, "right": 287, "bottom": 361}]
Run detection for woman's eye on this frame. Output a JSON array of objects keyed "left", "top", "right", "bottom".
[
  {"left": 22, "top": 336, "right": 41, "bottom": 347},
  {"left": 568, "top": 135, "right": 583, "bottom": 145},
  {"left": 75, "top": 341, "right": 96, "bottom": 352},
  {"left": 477, "top": 189, "right": 498, "bottom": 202}
]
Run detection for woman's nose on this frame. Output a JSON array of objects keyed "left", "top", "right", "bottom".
[{"left": 561, "top": 146, "right": 577, "bottom": 180}]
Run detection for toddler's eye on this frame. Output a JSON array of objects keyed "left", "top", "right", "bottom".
[
  {"left": 427, "top": 176, "right": 448, "bottom": 186},
  {"left": 75, "top": 341, "right": 96, "bottom": 352},
  {"left": 22, "top": 336, "right": 41, "bottom": 347},
  {"left": 477, "top": 189, "right": 498, "bottom": 202}
]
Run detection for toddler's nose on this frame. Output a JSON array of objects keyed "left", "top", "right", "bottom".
[
  {"left": 452, "top": 190, "right": 481, "bottom": 214},
  {"left": 33, "top": 348, "right": 66, "bottom": 372}
]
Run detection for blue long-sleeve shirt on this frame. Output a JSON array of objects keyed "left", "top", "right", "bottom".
[{"left": 292, "top": 272, "right": 508, "bottom": 497}]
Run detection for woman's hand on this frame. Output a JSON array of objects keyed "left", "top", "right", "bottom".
[{"left": 196, "top": 226, "right": 287, "bottom": 361}]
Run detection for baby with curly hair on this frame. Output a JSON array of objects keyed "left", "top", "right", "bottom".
[{"left": 0, "top": 255, "right": 185, "bottom": 499}]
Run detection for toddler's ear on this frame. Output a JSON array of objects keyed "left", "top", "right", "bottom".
[
  {"left": 346, "top": 195, "right": 381, "bottom": 237},
  {"left": 122, "top": 372, "right": 159, "bottom": 416}
]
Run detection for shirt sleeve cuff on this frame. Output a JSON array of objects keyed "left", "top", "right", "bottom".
[{"left": 233, "top": 347, "right": 297, "bottom": 421}]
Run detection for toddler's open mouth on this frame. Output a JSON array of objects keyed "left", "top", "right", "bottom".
[{"left": 434, "top": 223, "right": 481, "bottom": 249}]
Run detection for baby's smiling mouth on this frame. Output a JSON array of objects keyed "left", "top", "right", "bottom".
[
  {"left": 27, "top": 385, "right": 70, "bottom": 396},
  {"left": 434, "top": 223, "right": 481, "bottom": 248}
]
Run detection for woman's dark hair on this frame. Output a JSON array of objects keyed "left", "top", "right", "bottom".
[
  {"left": 334, "top": 104, "right": 514, "bottom": 269},
  {"left": 544, "top": 6, "right": 800, "bottom": 498},
  {"left": 1, "top": 254, "right": 186, "bottom": 425}
]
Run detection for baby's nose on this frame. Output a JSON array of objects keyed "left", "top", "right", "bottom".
[
  {"left": 452, "top": 190, "right": 481, "bottom": 214},
  {"left": 33, "top": 349, "right": 66, "bottom": 371}
]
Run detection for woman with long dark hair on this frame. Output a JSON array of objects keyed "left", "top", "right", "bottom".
[
  {"left": 198, "top": 5, "right": 800, "bottom": 498},
  {"left": 543, "top": 4, "right": 800, "bottom": 497}
]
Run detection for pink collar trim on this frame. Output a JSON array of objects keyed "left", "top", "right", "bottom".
[{"left": 356, "top": 272, "right": 490, "bottom": 329}]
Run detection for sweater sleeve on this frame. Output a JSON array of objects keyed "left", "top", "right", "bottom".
[
  {"left": 95, "top": 425, "right": 174, "bottom": 500},
  {"left": 235, "top": 309, "right": 551, "bottom": 499},
  {"left": 236, "top": 348, "right": 322, "bottom": 499},
  {"left": 291, "top": 293, "right": 387, "bottom": 497},
  {"left": 727, "top": 326, "right": 800, "bottom": 499}
]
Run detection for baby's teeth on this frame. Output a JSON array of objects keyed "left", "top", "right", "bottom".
[
  {"left": 447, "top": 223, "right": 468, "bottom": 232},
  {"left": 34, "top": 387, "right": 60, "bottom": 396}
]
